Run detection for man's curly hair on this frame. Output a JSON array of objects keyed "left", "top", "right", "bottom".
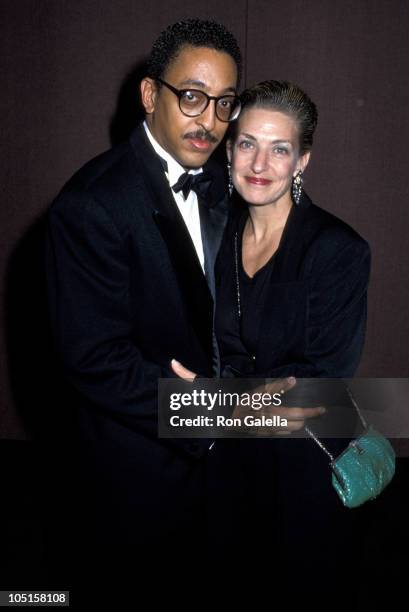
[{"left": 146, "top": 19, "right": 242, "bottom": 85}]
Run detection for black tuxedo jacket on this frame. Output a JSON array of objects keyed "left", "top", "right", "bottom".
[{"left": 46, "top": 123, "right": 229, "bottom": 460}]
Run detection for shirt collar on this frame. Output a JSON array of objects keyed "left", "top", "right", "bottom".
[{"left": 143, "top": 121, "right": 202, "bottom": 188}]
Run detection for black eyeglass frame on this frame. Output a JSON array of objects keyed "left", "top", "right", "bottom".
[{"left": 155, "top": 77, "right": 241, "bottom": 122}]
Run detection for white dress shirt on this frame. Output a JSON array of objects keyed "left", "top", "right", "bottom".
[
  {"left": 144, "top": 124, "right": 218, "bottom": 447},
  {"left": 143, "top": 121, "right": 205, "bottom": 272}
]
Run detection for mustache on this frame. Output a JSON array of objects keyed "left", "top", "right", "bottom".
[{"left": 183, "top": 130, "right": 218, "bottom": 144}]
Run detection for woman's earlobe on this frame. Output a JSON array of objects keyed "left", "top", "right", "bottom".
[{"left": 299, "top": 151, "right": 311, "bottom": 174}]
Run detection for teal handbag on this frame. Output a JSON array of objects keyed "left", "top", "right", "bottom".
[{"left": 305, "top": 386, "right": 396, "bottom": 509}]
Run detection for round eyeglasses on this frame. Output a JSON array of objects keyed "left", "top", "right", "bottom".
[{"left": 156, "top": 78, "right": 241, "bottom": 123}]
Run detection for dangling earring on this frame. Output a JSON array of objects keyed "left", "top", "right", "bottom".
[
  {"left": 227, "top": 162, "right": 233, "bottom": 197},
  {"left": 292, "top": 170, "right": 303, "bottom": 205}
]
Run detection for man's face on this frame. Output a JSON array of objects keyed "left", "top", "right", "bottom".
[{"left": 141, "top": 45, "right": 238, "bottom": 168}]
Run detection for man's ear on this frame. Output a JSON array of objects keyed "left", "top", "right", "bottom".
[
  {"left": 226, "top": 139, "right": 233, "bottom": 163},
  {"left": 295, "top": 151, "right": 311, "bottom": 175},
  {"left": 140, "top": 78, "right": 157, "bottom": 114}
]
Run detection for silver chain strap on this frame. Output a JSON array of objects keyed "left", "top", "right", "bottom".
[
  {"left": 306, "top": 384, "right": 368, "bottom": 460},
  {"left": 345, "top": 384, "right": 368, "bottom": 429},
  {"left": 304, "top": 425, "right": 335, "bottom": 461}
]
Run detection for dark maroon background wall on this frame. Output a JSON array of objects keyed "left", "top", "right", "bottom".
[
  {"left": 1, "top": 0, "right": 409, "bottom": 442},
  {"left": 1, "top": 1, "right": 409, "bottom": 593}
]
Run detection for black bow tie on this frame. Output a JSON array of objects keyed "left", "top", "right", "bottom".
[{"left": 172, "top": 171, "right": 212, "bottom": 201}]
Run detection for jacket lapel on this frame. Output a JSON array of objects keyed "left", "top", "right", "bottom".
[
  {"left": 129, "top": 125, "right": 215, "bottom": 358},
  {"left": 198, "top": 157, "right": 229, "bottom": 299},
  {"left": 269, "top": 192, "right": 313, "bottom": 282}
]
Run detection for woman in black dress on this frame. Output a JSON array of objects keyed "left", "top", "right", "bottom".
[
  {"left": 172, "top": 81, "right": 371, "bottom": 591},
  {"left": 215, "top": 81, "right": 371, "bottom": 589}
]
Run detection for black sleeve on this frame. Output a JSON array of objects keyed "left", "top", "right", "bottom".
[
  {"left": 46, "top": 192, "right": 175, "bottom": 422},
  {"left": 262, "top": 236, "right": 371, "bottom": 379},
  {"left": 303, "top": 237, "right": 370, "bottom": 377}
]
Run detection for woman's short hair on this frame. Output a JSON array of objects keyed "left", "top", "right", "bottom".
[{"left": 231, "top": 80, "right": 318, "bottom": 154}]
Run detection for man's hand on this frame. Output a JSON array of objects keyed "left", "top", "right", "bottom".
[
  {"left": 171, "top": 359, "right": 197, "bottom": 380},
  {"left": 170, "top": 361, "right": 326, "bottom": 435}
]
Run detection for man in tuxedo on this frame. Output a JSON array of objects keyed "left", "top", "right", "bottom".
[{"left": 46, "top": 19, "right": 242, "bottom": 591}]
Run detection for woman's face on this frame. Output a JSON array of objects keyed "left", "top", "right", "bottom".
[{"left": 228, "top": 107, "right": 310, "bottom": 207}]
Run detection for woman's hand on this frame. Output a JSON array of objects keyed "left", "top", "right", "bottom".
[
  {"left": 171, "top": 359, "right": 197, "bottom": 381},
  {"left": 232, "top": 377, "right": 326, "bottom": 435}
]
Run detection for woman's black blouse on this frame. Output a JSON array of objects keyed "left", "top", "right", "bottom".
[{"left": 216, "top": 209, "right": 276, "bottom": 375}]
